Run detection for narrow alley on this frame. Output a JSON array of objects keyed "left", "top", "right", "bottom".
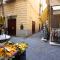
[{"left": 10, "top": 31, "right": 60, "bottom": 60}]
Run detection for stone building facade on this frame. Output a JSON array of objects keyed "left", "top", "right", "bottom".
[{"left": 0, "top": 0, "right": 40, "bottom": 36}]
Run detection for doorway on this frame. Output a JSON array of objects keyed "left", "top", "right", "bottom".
[
  {"left": 8, "top": 18, "right": 16, "bottom": 36},
  {"left": 39, "top": 24, "right": 40, "bottom": 31},
  {"left": 32, "top": 21, "right": 35, "bottom": 34}
]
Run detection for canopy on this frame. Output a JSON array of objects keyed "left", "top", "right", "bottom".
[{"left": 0, "top": 16, "right": 4, "bottom": 25}]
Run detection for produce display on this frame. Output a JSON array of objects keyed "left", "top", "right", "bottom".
[
  {"left": 0, "top": 48, "right": 4, "bottom": 57},
  {"left": 16, "top": 42, "right": 28, "bottom": 53},
  {"left": 0, "top": 41, "right": 28, "bottom": 59},
  {"left": 4, "top": 43, "right": 17, "bottom": 57}
]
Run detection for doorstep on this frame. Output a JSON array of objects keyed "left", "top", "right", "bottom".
[
  {"left": 49, "top": 41, "right": 60, "bottom": 46},
  {"left": 41, "top": 37, "right": 47, "bottom": 42}
]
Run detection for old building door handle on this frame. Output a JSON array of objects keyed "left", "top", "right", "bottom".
[{"left": 12, "top": 27, "right": 14, "bottom": 30}]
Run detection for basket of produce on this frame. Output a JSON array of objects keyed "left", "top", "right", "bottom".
[
  {"left": 15, "top": 42, "right": 28, "bottom": 53},
  {"left": 0, "top": 41, "right": 28, "bottom": 60}
]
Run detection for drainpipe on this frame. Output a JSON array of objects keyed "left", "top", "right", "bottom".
[
  {"left": 47, "top": 0, "right": 54, "bottom": 42},
  {"left": 46, "top": 0, "right": 52, "bottom": 40}
]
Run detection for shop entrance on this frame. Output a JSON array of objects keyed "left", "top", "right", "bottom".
[
  {"left": 39, "top": 24, "right": 40, "bottom": 31},
  {"left": 32, "top": 21, "right": 35, "bottom": 34},
  {"left": 8, "top": 17, "right": 16, "bottom": 36}
]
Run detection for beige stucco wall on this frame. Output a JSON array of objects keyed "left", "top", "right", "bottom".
[
  {"left": 27, "top": 0, "right": 39, "bottom": 33},
  {"left": 50, "top": 0, "right": 60, "bottom": 6},
  {"left": 0, "top": 7, "right": 2, "bottom": 16},
  {"left": 0, "top": 0, "right": 39, "bottom": 36},
  {"left": 40, "top": 0, "right": 48, "bottom": 26}
]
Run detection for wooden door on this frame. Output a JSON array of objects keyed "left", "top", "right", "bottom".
[
  {"left": 39, "top": 24, "right": 40, "bottom": 31},
  {"left": 8, "top": 18, "right": 16, "bottom": 36},
  {"left": 32, "top": 21, "right": 35, "bottom": 34}
]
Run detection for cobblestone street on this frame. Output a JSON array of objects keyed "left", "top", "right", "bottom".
[{"left": 10, "top": 31, "right": 60, "bottom": 60}]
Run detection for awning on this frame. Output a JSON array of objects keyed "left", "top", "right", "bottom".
[{"left": 0, "top": 16, "right": 4, "bottom": 25}]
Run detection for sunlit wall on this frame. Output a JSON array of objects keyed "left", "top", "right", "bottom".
[{"left": 40, "top": 0, "right": 48, "bottom": 24}]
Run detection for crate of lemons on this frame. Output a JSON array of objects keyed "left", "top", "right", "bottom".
[{"left": 0, "top": 41, "right": 28, "bottom": 58}]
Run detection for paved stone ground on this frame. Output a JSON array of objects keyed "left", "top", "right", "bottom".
[{"left": 10, "top": 31, "right": 60, "bottom": 60}]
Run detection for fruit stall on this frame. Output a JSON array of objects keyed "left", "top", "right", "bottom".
[{"left": 0, "top": 41, "right": 28, "bottom": 60}]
